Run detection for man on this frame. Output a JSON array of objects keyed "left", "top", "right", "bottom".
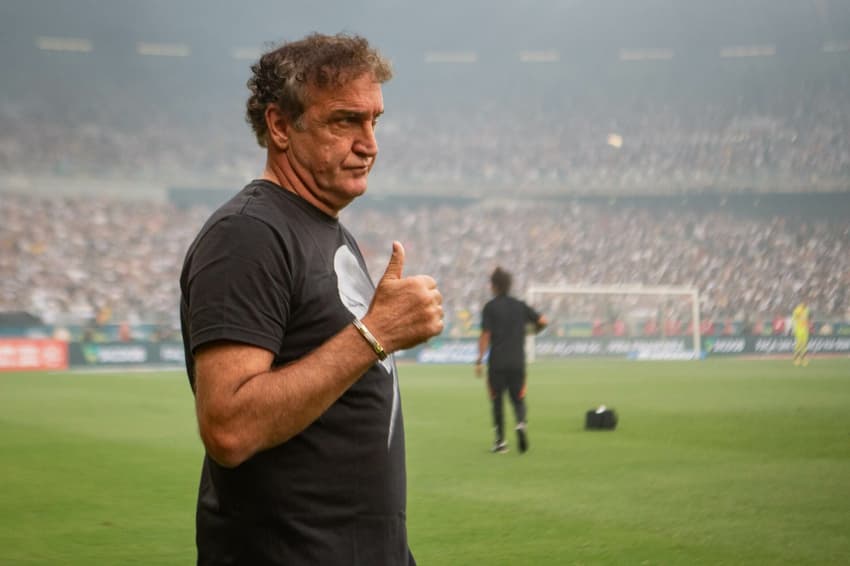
[
  {"left": 792, "top": 299, "right": 810, "bottom": 366},
  {"left": 180, "top": 34, "right": 443, "bottom": 565},
  {"left": 475, "top": 267, "right": 547, "bottom": 454}
]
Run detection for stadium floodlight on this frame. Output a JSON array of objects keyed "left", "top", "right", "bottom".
[
  {"left": 618, "top": 48, "right": 674, "bottom": 61},
  {"left": 423, "top": 51, "right": 478, "bottom": 64},
  {"left": 719, "top": 45, "right": 776, "bottom": 58},
  {"left": 527, "top": 284, "right": 702, "bottom": 361},
  {"left": 822, "top": 40, "right": 850, "bottom": 53},
  {"left": 136, "top": 42, "right": 191, "bottom": 57},
  {"left": 231, "top": 47, "right": 262, "bottom": 61},
  {"left": 519, "top": 50, "right": 560, "bottom": 63},
  {"left": 36, "top": 36, "right": 93, "bottom": 53}
]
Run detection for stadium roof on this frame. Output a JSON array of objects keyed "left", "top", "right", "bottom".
[{"left": 2, "top": 0, "right": 849, "bottom": 64}]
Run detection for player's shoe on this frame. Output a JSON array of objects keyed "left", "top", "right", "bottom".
[
  {"left": 491, "top": 440, "right": 509, "bottom": 454},
  {"left": 793, "top": 358, "right": 801, "bottom": 366},
  {"left": 802, "top": 358, "right": 809, "bottom": 367},
  {"left": 516, "top": 422, "right": 529, "bottom": 454}
]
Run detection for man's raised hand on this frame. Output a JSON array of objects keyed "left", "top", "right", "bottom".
[{"left": 363, "top": 241, "right": 443, "bottom": 353}]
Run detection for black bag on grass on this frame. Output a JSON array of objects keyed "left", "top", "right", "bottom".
[{"left": 585, "top": 405, "right": 618, "bottom": 430}]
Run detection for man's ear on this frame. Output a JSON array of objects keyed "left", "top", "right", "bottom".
[{"left": 265, "top": 104, "right": 290, "bottom": 151}]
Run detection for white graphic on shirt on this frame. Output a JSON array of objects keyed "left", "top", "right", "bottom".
[{"left": 334, "top": 245, "right": 399, "bottom": 450}]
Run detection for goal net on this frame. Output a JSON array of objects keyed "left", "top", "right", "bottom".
[{"left": 526, "top": 284, "right": 702, "bottom": 361}]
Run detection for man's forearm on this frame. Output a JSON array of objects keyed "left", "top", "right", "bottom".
[
  {"left": 477, "top": 331, "right": 490, "bottom": 363},
  {"left": 195, "top": 323, "right": 386, "bottom": 468}
]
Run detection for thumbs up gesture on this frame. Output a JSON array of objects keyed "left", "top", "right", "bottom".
[{"left": 361, "top": 241, "right": 444, "bottom": 352}]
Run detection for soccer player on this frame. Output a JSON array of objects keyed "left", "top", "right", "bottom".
[
  {"left": 792, "top": 299, "right": 810, "bottom": 366},
  {"left": 476, "top": 267, "right": 548, "bottom": 454}
]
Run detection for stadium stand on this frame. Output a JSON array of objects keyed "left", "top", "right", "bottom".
[
  {"left": 2, "top": 192, "right": 848, "bottom": 340},
  {"left": 1, "top": 0, "right": 848, "bottom": 341},
  {"left": 1, "top": 72, "right": 849, "bottom": 194}
]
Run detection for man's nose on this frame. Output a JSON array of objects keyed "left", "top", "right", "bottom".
[{"left": 353, "top": 122, "right": 378, "bottom": 158}]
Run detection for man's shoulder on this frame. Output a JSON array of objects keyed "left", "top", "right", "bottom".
[
  {"left": 186, "top": 183, "right": 300, "bottom": 260},
  {"left": 484, "top": 295, "right": 526, "bottom": 312},
  {"left": 221, "top": 180, "right": 295, "bottom": 217},
  {"left": 504, "top": 295, "right": 529, "bottom": 309},
  {"left": 205, "top": 180, "right": 326, "bottom": 234}
]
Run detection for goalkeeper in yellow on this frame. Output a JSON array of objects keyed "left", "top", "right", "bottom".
[{"left": 792, "top": 299, "right": 810, "bottom": 366}]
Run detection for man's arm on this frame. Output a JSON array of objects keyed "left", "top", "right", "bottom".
[
  {"left": 535, "top": 314, "right": 549, "bottom": 334},
  {"left": 194, "top": 241, "right": 442, "bottom": 468},
  {"left": 475, "top": 330, "right": 490, "bottom": 377},
  {"left": 195, "top": 327, "right": 389, "bottom": 468}
]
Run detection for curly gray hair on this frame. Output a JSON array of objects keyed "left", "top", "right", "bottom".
[{"left": 245, "top": 33, "right": 393, "bottom": 147}]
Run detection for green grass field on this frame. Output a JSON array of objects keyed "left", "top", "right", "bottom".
[{"left": 1, "top": 358, "right": 849, "bottom": 565}]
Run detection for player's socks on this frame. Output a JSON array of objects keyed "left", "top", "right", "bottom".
[{"left": 516, "top": 422, "right": 528, "bottom": 454}]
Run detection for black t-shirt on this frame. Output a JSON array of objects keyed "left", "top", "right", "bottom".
[
  {"left": 180, "top": 180, "right": 412, "bottom": 565},
  {"left": 481, "top": 294, "right": 541, "bottom": 371}
]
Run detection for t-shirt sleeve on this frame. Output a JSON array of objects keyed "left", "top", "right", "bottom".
[
  {"left": 184, "top": 214, "right": 291, "bottom": 355},
  {"left": 525, "top": 302, "right": 542, "bottom": 325},
  {"left": 481, "top": 303, "right": 492, "bottom": 332}
]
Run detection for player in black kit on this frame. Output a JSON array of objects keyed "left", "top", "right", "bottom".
[{"left": 475, "top": 267, "right": 547, "bottom": 454}]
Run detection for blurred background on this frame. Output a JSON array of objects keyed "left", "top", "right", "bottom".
[{"left": 1, "top": 0, "right": 849, "bottom": 362}]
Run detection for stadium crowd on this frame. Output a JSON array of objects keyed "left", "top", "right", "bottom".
[
  {"left": 377, "top": 82, "right": 850, "bottom": 195},
  {"left": 3, "top": 56, "right": 849, "bottom": 338},
  {"left": 2, "top": 192, "right": 848, "bottom": 339},
  {"left": 1, "top": 75, "right": 849, "bottom": 195}
]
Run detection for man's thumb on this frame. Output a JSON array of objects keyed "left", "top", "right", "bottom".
[{"left": 382, "top": 241, "right": 405, "bottom": 280}]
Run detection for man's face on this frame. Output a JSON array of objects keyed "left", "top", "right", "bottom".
[{"left": 284, "top": 73, "right": 384, "bottom": 215}]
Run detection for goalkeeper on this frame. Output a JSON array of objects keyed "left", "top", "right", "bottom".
[{"left": 792, "top": 299, "right": 810, "bottom": 366}]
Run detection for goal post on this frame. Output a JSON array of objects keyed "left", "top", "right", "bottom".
[{"left": 527, "top": 284, "right": 702, "bottom": 361}]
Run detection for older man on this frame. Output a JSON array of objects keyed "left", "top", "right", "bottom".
[{"left": 180, "top": 33, "right": 443, "bottom": 565}]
